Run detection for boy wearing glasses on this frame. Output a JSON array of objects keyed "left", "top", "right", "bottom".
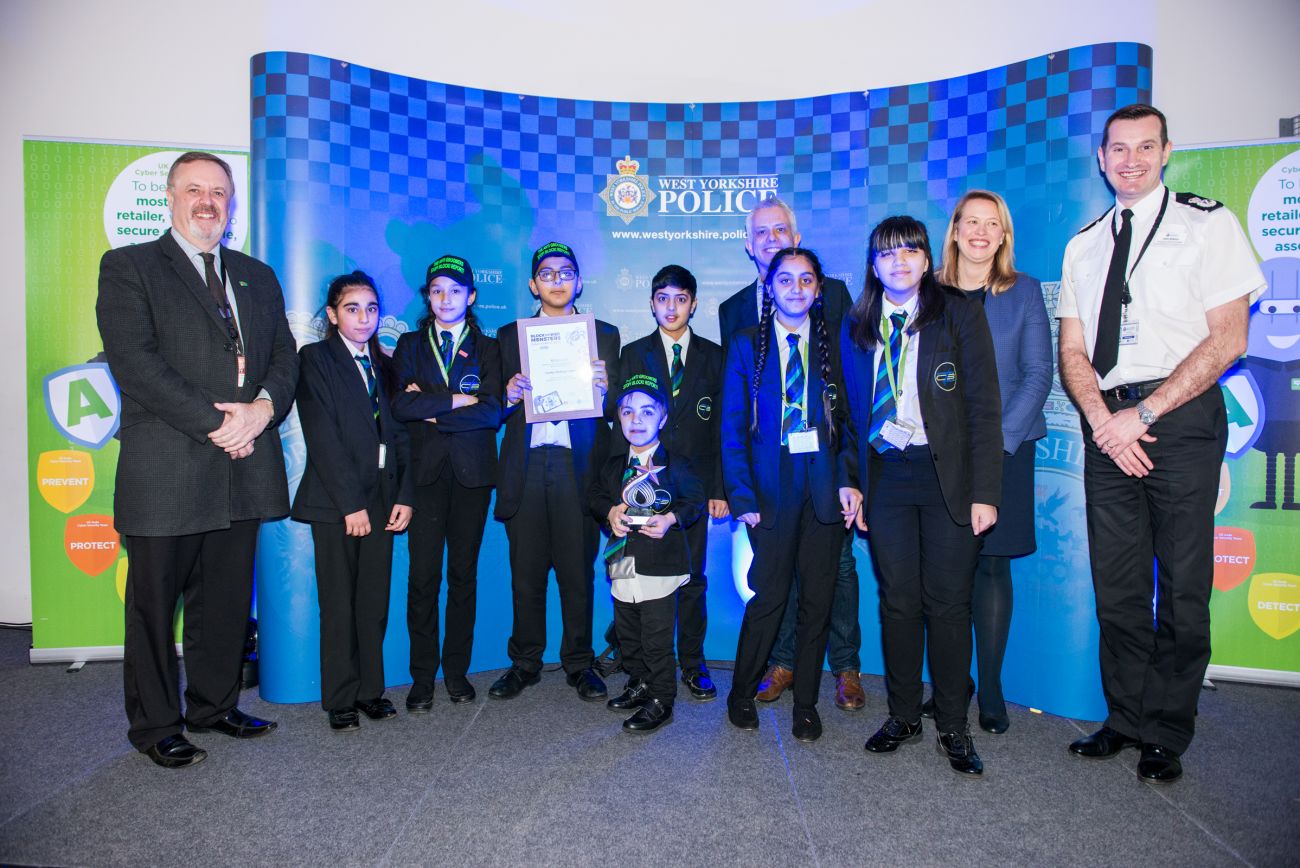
[{"left": 491, "top": 242, "right": 622, "bottom": 703}]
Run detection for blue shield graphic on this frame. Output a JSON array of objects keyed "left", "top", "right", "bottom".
[{"left": 43, "top": 363, "right": 121, "bottom": 450}]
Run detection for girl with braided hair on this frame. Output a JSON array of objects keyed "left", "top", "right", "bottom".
[{"left": 720, "top": 247, "right": 862, "bottom": 743}]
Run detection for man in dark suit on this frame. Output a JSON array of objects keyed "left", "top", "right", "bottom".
[
  {"left": 96, "top": 151, "right": 298, "bottom": 768},
  {"left": 717, "top": 198, "right": 865, "bottom": 711},
  {"left": 614, "top": 265, "right": 726, "bottom": 700},
  {"left": 490, "top": 242, "right": 621, "bottom": 702}
]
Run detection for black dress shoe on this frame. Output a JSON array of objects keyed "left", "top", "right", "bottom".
[
  {"left": 978, "top": 711, "right": 1010, "bottom": 734},
  {"left": 937, "top": 729, "right": 984, "bottom": 776},
  {"left": 792, "top": 708, "right": 823, "bottom": 743},
  {"left": 566, "top": 667, "right": 608, "bottom": 701},
  {"left": 328, "top": 708, "right": 361, "bottom": 732},
  {"left": 444, "top": 676, "right": 476, "bottom": 704},
  {"left": 354, "top": 697, "right": 397, "bottom": 721},
  {"left": 864, "top": 716, "right": 923, "bottom": 753},
  {"left": 1137, "top": 743, "right": 1183, "bottom": 783},
  {"left": 406, "top": 686, "right": 435, "bottom": 713},
  {"left": 727, "top": 698, "right": 759, "bottom": 731},
  {"left": 144, "top": 734, "right": 207, "bottom": 768},
  {"left": 608, "top": 678, "right": 650, "bottom": 710},
  {"left": 682, "top": 668, "right": 718, "bottom": 701},
  {"left": 1068, "top": 726, "right": 1139, "bottom": 759},
  {"left": 187, "top": 707, "right": 277, "bottom": 739},
  {"left": 488, "top": 667, "right": 541, "bottom": 699},
  {"left": 623, "top": 698, "right": 673, "bottom": 733}
]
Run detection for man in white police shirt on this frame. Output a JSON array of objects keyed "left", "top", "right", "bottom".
[{"left": 1057, "top": 104, "right": 1265, "bottom": 784}]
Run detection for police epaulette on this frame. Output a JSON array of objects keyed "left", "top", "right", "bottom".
[
  {"left": 1176, "top": 191, "right": 1223, "bottom": 211},
  {"left": 1077, "top": 207, "right": 1113, "bottom": 235}
]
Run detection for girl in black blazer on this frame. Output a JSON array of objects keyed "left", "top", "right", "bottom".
[
  {"left": 842, "top": 217, "right": 1001, "bottom": 776},
  {"left": 391, "top": 255, "right": 502, "bottom": 711},
  {"left": 292, "top": 271, "right": 414, "bottom": 732},
  {"left": 720, "top": 247, "right": 861, "bottom": 742}
]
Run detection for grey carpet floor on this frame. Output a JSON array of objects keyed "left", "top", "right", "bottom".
[{"left": 0, "top": 626, "right": 1296, "bottom": 867}]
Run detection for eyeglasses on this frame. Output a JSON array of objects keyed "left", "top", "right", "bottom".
[{"left": 535, "top": 268, "right": 577, "bottom": 284}]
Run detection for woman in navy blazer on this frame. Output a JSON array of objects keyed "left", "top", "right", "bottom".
[
  {"left": 391, "top": 255, "right": 502, "bottom": 710},
  {"left": 842, "top": 217, "right": 1001, "bottom": 775},
  {"left": 292, "top": 271, "right": 414, "bottom": 731},
  {"left": 938, "top": 191, "right": 1053, "bottom": 734}
]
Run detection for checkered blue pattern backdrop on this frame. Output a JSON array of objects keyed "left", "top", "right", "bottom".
[{"left": 251, "top": 46, "right": 1149, "bottom": 718}]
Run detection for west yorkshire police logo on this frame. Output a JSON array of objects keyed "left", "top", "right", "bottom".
[
  {"left": 599, "top": 156, "right": 656, "bottom": 224},
  {"left": 44, "top": 363, "right": 120, "bottom": 449}
]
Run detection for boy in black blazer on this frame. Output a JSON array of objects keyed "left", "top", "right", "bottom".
[
  {"left": 590, "top": 374, "right": 705, "bottom": 732},
  {"left": 491, "top": 242, "right": 621, "bottom": 702},
  {"left": 615, "top": 265, "right": 726, "bottom": 700}
]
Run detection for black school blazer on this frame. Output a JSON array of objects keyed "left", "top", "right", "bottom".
[
  {"left": 291, "top": 336, "right": 413, "bottom": 523},
  {"left": 391, "top": 327, "right": 502, "bottom": 488},
  {"left": 841, "top": 288, "right": 1003, "bottom": 524},
  {"left": 589, "top": 443, "right": 704, "bottom": 577}
]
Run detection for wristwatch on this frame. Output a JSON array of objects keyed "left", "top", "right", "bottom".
[{"left": 1136, "top": 401, "right": 1159, "bottom": 426}]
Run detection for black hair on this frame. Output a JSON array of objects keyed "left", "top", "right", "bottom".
[
  {"left": 848, "top": 216, "right": 947, "bottom": 352},
  {"left": 1102, "top": 103, "right": 1168, "bottom": 147},
  {"left": 323, "top": 270, "right": 397, "bottom": 395},
  {"left": 417, "top": 271, "right": 483, "bottom": 336},
  {"left": 650, "top": 264, "right": 697, "bottom": 299},
  {"left": 750, "top": 246, "right": 836, "bottom": 448}
]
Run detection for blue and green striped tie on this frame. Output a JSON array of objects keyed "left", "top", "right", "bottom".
[
  {"left": 670, "top": 343, "right": 683, "bottom": 399},
  {"left": 781, "top": 333, "right": 804, "bottom": 446},
  {"left": 355, "top": 353, "right": 379, "bottom": 425},
  {"left": 868, "top": 311, "right": 908, "bottom": 452},
  {"left": 603, "top": 455, "right": 640, "bottom": 564}
]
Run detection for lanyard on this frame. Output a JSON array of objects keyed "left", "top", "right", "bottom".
[
  {"left": 212, "top": 257, "right": 244, "bottom": 356},
  {"left": 428, "top": 325, "right": 468, "bottom": 385},
  {"left": 1113, "top": 187, "right": 1169, "bottom": 306},
  {"left": 876, "top": 312, "right": 911, "bottom": 402}
]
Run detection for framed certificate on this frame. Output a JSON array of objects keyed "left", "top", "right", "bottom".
[{"left": 517, "top": 313, "right": 601, "bottom": 423}]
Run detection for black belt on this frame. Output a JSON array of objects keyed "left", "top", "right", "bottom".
[{"left": 1101, "top": 378, "right": 1166, "bottom": 401}]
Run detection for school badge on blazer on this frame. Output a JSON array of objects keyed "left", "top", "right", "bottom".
[
  {"left": 696, "top": 396, "right": 713, "bottom": 420},
  {"left": 934, "top": 362, "right": 957, "bottom": 392},
  {"left": 458, "top": 373, "right": 481, "bottom": 395}
]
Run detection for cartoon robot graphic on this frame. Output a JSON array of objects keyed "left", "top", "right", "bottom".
[{"left": 1238, "top": 257, "right": 1300, "bottom": 510}]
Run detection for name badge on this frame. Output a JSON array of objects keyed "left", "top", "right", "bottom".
[
  {"left": 788, "top": 428, "right": 820, "bottom": 454},
  {"left": 1119, "top": 319, "right": 1139, "bottom": 346},
  {"left": 378, "top": 443, "right": 387, "bottom": 469},
  {"left": 881, "top": 418, "right": 915, "bottom": 450},
  {"left": 236, "top": 354, "right": 246, "bottom": 389},
  {"left": 1155, "top": 225, "right": 1188, "bottom": 245}
]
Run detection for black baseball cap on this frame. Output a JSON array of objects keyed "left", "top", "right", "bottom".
[
  {"left": 531, "top": 242, "right": 579, "bottom": 276},
  {"left": 426, "top": 254, "right": 475, "bottom": 288},
  {"left": 617, "top": 373, "right": 668, "bottom": 409}
]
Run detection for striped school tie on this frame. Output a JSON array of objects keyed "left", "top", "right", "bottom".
[
  {"left": 355, "top": 354, "right": 380, "bottom": 425},
  {"left": 781, "top": 333, "right": 803, "bottom": 446},
  {"left": 670, "top": 343, "right": 683, "bottom": 399},
  {"left": 603, "top": 455, "right": 641, "bottom": 564},
  {"left": 439, "top": 330, "right": 455, "bottom": 374},
  {"left": 868, "top": 311, "right": 908, "bottom": 452}
]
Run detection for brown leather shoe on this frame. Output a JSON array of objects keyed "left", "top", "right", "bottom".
[
  {"left": 835, "top": 670, "right": 866, "bottom": 711},
  {"left": 755, "top": 665, "right": 794, "bottom": 702}
]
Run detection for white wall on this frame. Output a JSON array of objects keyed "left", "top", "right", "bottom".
[{"left": 2, "top": 0, "right": 1297, "bottom": 621}]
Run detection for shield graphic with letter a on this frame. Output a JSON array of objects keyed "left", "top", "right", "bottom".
[{"left": 43, "top": 363, "right": 121, "bottom": 450}]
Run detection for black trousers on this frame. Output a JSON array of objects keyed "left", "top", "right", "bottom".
[
  {"left": 615, "top": 594, "right": 678, "bottom": 703},
  {"left": 675, "top": 515, "right": 709, "bottom": 673},
  {"left": 867, "top": 446, "right": 981, "bottom": 733},
  {"left": 730, "top": 458, "right": 842, "bottom": 712},
  {"left": 1083, "top": 388, "right": 1226, "bottom": 754},
  {"left": 504, "top": 446, "right": 598, "bottom": 675},
  {"left": 122, "top": 519, "right": 259, "bottom": 751},
  {"left": 311, "top": 490, "right": 394, "bottom": 711},
  {"left": 407, "top": 464, "right": 491, "bottom": 689}
]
